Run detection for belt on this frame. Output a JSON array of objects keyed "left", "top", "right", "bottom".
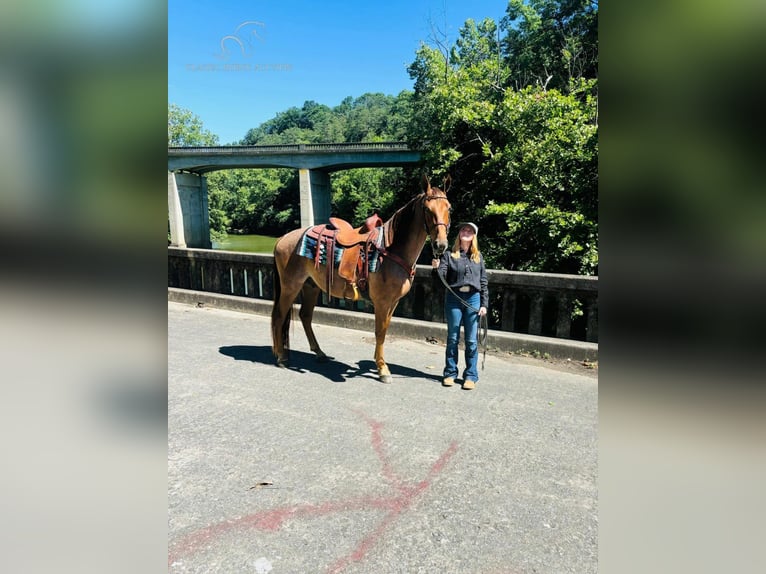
[{"left": 458, "top": 285, "right": 471, "bottom": 292}]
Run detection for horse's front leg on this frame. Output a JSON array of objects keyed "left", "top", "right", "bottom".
[
  {"left": 299, "top": 282, "right": 330, "bottom": 362},
  {"left": 373, "top": 305, "right": 397, "bottom": 384}
]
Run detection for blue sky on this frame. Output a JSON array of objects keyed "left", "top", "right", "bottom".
[{"left": 168, "top": 0, "right": 509, "bottom": 144}]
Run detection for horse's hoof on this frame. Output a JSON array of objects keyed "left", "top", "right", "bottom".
[
  {"left": 276, "top": 360, "right": 289, "bottom": 369},
  {"left": 316, "top": 355, "right": 330, "bottom": 363},
  {"left": 380, "top": 375, "right": 393, "bottom": 384}
]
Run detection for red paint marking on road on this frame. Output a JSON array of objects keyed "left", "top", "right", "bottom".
[
  {"left": 168, "top": 412, "right": 459, "bottom": 572},
  {"left": 327, "top": 440, "right": 459, "bottom": 574},
  {"left": 168, "top": 497, "right": 397, "bottom": 566},
  {"left": 354, "top": 409, "right": 406, "bottom": 492}
]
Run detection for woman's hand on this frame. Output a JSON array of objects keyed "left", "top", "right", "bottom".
[
  {"left": 431, "top": 258, "right": 439, "bottom": 269},
  {"left": 478, "top": 306, "right": 487, "bottom": 317}
]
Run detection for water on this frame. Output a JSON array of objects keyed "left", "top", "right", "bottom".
[{"left": 212, "top": 234, "right": 279, "bottom": 253}]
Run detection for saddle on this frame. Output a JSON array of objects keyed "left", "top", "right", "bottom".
[{"left": 304, "top": 213, "right": 384, "bottom": 300}]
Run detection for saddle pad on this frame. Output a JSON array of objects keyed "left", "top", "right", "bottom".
[
  {"left": 297, "top": 232, "right": 344, "bottom": 266},
  {"left": 296, "top": 227, "right": 383, "bottom": 273},
  {"left": 359, "top": 236, "right": 382, "bottom": 273}
]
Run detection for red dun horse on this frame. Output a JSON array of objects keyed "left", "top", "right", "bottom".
[{"left": 271, "top": 174, "right": 452, "bottom": 383}]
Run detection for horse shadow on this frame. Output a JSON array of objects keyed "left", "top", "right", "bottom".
[
  {"left": 219, "top": 345, "right": 353, "bottom": 383},
  {"left": 349, "top": 360, "right": 442, "bottom": 385},
  {"left": 219, "top": 346, "right": 441, "bottom": 385}
]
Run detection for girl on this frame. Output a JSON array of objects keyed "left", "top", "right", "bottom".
[{"left": 432, "top": 222, "right": 488, "bottom": 390}]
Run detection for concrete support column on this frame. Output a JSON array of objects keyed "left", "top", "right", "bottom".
[
  {"left": 298, "top": 168, "right": 331, "bottom": 227},
  {"left": 167, "top": 171, "right": 212, "bottom": 249},
  {"left": 168, "top": 171, "right": 186, "bottom": 247}
]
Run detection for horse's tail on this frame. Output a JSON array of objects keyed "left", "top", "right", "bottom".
[{"left": 271, "top": 251, "right": 291, "bottom": 359}]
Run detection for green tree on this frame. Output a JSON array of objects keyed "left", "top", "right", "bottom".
[
  {"left": 452, "top": 18, "right": 501, "bottom": 70},
  {"left": 206, "top": 168, "right": 299, "bottom": 236},
  {"left": 331, "top": 169, "right": 402, "bottom": 224},
  {"left": 501, "top": 0, "right": 598, "bottom": 93},
  {"left": 168, "top": 104, "right": 220, "bottom": 241},
  {"left": 240, "top": 94, "right": 411, "bottom": 146},
  {"left": 408, "top": 9, "right": 598, "bottom": 275},
  {"left": 168, "top": 103, "right": 219, "bottom": 146}
]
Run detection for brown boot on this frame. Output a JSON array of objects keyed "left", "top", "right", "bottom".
[
  {"left": 442, "top": 377, "right": 455, "bottom": 387},
  {"left": 462, "top": 379, "right": 476, "bottom": 390}
]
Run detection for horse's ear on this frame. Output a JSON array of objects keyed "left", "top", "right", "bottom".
[
  {"left": 421, "top": 173, "right": 431, "bottom": 193},
  {"left": 442, "top": 175, "right": 452, "bottom": 194}
]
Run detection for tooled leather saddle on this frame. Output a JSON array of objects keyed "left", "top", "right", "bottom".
[{"left": 303, "top": 213, "right": 384, "bottom": 300}]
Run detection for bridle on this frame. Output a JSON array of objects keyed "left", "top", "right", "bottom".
[
  {"left": 372, "top": 193, "right": 450, "bottom": 283},
  {"left": 422, "top": 194, "right": 451, "bottom": 257}
]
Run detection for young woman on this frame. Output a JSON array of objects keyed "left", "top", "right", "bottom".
[{"left": 432, "top": 222, "right": 488, "bottom": 390}]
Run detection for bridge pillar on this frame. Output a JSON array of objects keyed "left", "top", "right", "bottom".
[
  {"left": 167, "top": 172, "right": 211, "bottom": 249},
  {"left": 298, "top": 169, "right": 331, "bottom": 227}
]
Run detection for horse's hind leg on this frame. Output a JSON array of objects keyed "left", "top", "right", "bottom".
[
  {"left": 272, "top": 244, "right": 307, "bottom": 368},
  {"left": 299, "top": 281, "right": 330, "bottom": 362},
  {"left": 272, "top": 281, "right": 299, "bottom": 368}
]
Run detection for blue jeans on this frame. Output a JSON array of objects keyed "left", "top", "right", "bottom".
[{"left": 444, "top": 290, "right": 480, "bottom": 382}]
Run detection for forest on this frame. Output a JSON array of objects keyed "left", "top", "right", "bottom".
[{"left": 168, "top": 0, "right": 598, "bottom": 275}]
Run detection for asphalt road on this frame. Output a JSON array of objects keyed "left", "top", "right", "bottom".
[{"left": 168, "top": 301, "right": 598, "bottom": 574}]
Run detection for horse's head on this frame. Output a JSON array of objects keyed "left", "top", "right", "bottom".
[{"left": 421, "top": 174, "right": 452, "bottom": 257}]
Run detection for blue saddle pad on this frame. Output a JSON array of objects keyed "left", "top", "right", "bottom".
[{"left": 297, "top": 228, "right": 383, "bottom": 273}]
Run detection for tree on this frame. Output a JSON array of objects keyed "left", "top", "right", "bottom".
[
  {"left": 408, "top": 9, "right": 598, "bottom": 275},
  {"left": 240, "top": 94, "right": 411, "bottom": 146},
  {"left": 451, "top": 18, "right": 501, "bottom": 70},
  {"left": 206, "top": 168, "right": 299, "bottom": 237},
  {"left": 501, "top": 0, "right": 598, "bottom": 93},
  {"left": 168, "top": 103, "right": 219, "bottom": 146},
  {"left": 483, "top": 81, "right": 598, "bottom": 274},
  {"left": 331, "top": 169, "right": 400, "bottom": 224}
]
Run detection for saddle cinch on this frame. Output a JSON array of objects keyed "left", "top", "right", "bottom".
[{"left": 304, "top": 213, "right": 384, "bottom": 301}]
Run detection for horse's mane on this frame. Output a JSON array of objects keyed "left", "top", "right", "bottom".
[{"left": 383, "top": 193, "right": 427, "bottom": 248}]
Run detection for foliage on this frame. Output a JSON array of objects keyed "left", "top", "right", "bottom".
[
  {"left": 485, "top": 200, "right": 597, "bottom": 274},
  {"left": 168, "top": 103, "right": 221, "bottom": 240},
  {"left": 206, "top": 168, "right": 299, "bottom": 237},
  {"left": 331, "top": 169, "right": 404, "bottom": 224},
  {"left": 240, "top": 93, "right": 411, "bottom": 145},
  {"left": 168, "top": 103, "right": 219, "bottom": 146},
  {"left": 406, "top": 1, "right": 598, "bottom": 274},
  {"left": 501, "top": 0, "right": 598, "bottom": 93}
]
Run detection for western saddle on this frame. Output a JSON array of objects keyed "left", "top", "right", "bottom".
[{"left": 304, "top": 213, "right": 384, "bottom": 301}]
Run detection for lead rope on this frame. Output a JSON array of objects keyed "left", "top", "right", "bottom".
[{"left": 435, "top": 270, "right": 489, "bottom": 371}]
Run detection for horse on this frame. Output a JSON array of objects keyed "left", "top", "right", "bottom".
[{"left": 271, "top": 173, "right": 452, "bottom": 383}]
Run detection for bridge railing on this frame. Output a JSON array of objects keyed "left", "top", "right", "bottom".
[
  {"left": 168, "top": 247, "right": 598, "bottom": 343},
  {"left": 168, "top": 142, "right": 414, "bottom": 155}
]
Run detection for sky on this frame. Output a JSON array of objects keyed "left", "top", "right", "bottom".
[{"left": 168, "top": 0, "right": 510, "bottom": 144}]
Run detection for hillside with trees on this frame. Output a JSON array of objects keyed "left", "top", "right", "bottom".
[{"left": 169, "top": 0, "right": 597, "bottom": 274}]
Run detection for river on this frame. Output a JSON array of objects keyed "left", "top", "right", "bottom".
[{"left": 211, "top": 234, "right": 279, "bottom": 253}]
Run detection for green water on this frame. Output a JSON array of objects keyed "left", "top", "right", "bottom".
[{"left": 212, "top": 234, "right": 279, "bottom": 253}]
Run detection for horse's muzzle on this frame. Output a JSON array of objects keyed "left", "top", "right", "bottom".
[{"left": 433, "top": 240, "right": 448, "bottom": 257}]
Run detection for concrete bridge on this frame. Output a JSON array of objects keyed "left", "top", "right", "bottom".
[{"left": 167, "top": 143, "right": 422, "bottom": 248}]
